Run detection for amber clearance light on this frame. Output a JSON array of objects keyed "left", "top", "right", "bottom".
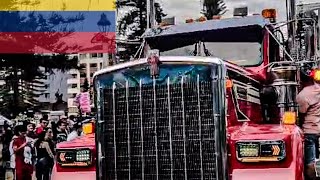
[
  {"left": 262, "top": 9, "right": 276, "bottom": 19},
  {"left": 282, "top": 111, "right": 296, "bottom": 125},
  {"left": 83, "top": 122, "right": 94, "bottom": 135},
  {"left": 196, "top": 16, "right": 207, "bottom": 22},
  {"left": 185, "top": 18, "right": 194, "bottom": 23},
  {"left": 310, "top": 69, "right": 320, "bottom": 81}
]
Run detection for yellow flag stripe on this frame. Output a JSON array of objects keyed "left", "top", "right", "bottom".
[{"left": 0, "top": 0, "right": 116, "bottom": 11}]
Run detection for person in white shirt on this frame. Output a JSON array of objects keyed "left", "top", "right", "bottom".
[{"left": 67, "top": 122, "right": 83, "bottom": 141}]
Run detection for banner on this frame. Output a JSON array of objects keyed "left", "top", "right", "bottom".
[
  {"left": 77, "top": 92, "right": 91, "bottom": 113},
  {"left": 0, "top": 0, "right": 116, "bottom": 53}
]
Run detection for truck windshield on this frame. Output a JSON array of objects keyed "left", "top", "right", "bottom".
[
  {"left": 160, "top": 42, "right": 262, "bottom": 67},
  {"left": 94, "top": 63, "right": 217, "bottom": 89}
]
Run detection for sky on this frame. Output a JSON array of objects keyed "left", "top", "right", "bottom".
[{"left": 158, "top": 0, "right": 319, "bottom": 24}]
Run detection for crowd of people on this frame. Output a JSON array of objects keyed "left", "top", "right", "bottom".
[{"left": 0, "top": 115, "right": 84, "bottom": 180}]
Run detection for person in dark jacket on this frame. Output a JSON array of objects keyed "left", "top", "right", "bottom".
[
  {"left": 54, "top": 120, "right": 68, "bottom": 144},
  {"left": 35, "top": 128, "right": 54, "bottom": 180}
]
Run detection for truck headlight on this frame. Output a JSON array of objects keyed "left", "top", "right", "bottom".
[
  {"left": 57, "top": 148, "right": 92, "bottom": 167},
  {"left": 236, "top": 140, "right": 286, "bottom": 162},
  {"left": 76, "top": 149, "right": 91, "bottom": 162}
]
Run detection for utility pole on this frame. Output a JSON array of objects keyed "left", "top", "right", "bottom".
[
  {"left": 147, "top": 0, "right": 156, "bottom": 29},
  {"left": 286, "top": 0, "right": 296, "bottom": 49}
]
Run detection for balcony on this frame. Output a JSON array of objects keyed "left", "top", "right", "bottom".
[
  {"left": 67, "top": 88, "right": 80, "bottom": 94},
  {"left": 90, "top": 67, "right": 98, "bottom": 72},
  {"left": 67, "top": 69, "right": 79, "bottom": 74},
  {"left": 67, "top": 78, "right": 79, "bottom": 84}
]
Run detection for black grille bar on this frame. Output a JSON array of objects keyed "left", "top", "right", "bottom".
[{"left": 103, "top": 76, "right": 217, "bottom": 180}]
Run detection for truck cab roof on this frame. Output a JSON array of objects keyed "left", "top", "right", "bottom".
[{"left": 143, "top": 15, "right": 270, "bottom": 52}]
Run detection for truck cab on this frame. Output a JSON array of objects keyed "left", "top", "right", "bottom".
[{"left": 94, "top": 8, "right": 307, "bottom": 180}]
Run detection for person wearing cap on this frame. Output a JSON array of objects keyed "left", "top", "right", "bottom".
[
  {"left": 67, "top": 122, "right": 83, "bottom": 142},
  {"left": 296, "top": 68, "right": 320, "bottom": 180}
]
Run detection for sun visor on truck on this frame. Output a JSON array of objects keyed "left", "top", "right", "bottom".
[{"left": 143, "top": 15, "right": 269, "bottom": 52}]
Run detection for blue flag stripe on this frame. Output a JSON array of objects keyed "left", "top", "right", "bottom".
[{"left": 0, "top": 11, "right": 116, "bottom": 32}]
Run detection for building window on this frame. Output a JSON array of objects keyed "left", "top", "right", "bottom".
[
  {"left": 71, "top": 74, "right": 77, "bottom": 78},
  {"left": 90, "top": 63, "right": 97, "bottom": 68},
  {"left": 90, "top": 53, "right": 98, "bottom": 58},
  {"left": 71, "top": 84, "right": 77, "bottom": 88},
  {"left": 73, "top": 93, "right": 77, "bottom": 98},
  {"left": 44, "top": 93, "right": 49, "bottom": 98},
  {"left": 80, "top": 72, "right": 86, "bottom": 78},
  {"left": 80, "top": 63, "right": 86, "bottom": 69},
  {"left": 98, "top": 53, "right": 103, "bottom": 57},
  {"left": 100, "top": 62, "right": 102, "bottom": 68},
  {"left": 90, "top": 73, "right": 94, "bottom": 77},
  {"left": 79, "top": 54, "right": 86, "bottom": 59}
]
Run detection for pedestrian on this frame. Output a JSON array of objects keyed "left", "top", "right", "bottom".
[
  {"left": 296, "top": 69, "right": 320, "bottom": 180},
  {"left": 2, "top": 127, "right": 13, "bottom": 180},
  {"left": 35, "top": 118, "right": 49, "bottom": 135},
  {"left": 26, "top": 122, "right": 37, "bottom": 139},
  {"left": 54, "top": 121, "right": 68, "bottom": 144},
  {"left": 6, "top": 129, "right": 17, "bottom": 180},
  {"left": 35, "top": 129, "right": 55, "bottom": 180},
  {"left": 12, "top": 123, "right": 33, "bottom": 180},
  {"left": 68, "top": 115, "right": 76, "bottom": 130},
  {"left": 67, "top": 122, "right": 83, "bottom": 141}
]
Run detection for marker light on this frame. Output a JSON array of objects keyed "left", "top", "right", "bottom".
[
  {"left": 282, "top": 111, "right": 296, "bottom": 125},
  {"left": 197, "top": 16, "right": 207, "bottom": 22},
  {"left": 186, "top": 18, "right": 194, "bottom": 23},
  {"left": 310, "top": 69, "right": 320, "bottom": 81},
  {"left": 83, "top": 122, "right": 93, "bottom": 135},
  {"left": 262, "top": 9, "right": 276, "bottom": 20},
  {"left": 226, "top": 79, "right": 233, "bottom": 89},
  {"left": 212, "top": 15, "right": 221, "bottom": 20}
]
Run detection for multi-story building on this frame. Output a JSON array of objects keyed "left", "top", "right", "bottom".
[{"left": 67, "top": 53, "right": 108, "bottom": 116}]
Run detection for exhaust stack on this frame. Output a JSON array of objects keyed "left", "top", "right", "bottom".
[{"left": 286, "top": 0, "right": 296, "bottom": 48}]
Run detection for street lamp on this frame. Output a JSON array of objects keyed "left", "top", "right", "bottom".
[
  {"left": 95, "top": 13, "right": 112, "bottom": 68},
  {"left": 97, "top": 13, "right": 111, "bottom": 33}
]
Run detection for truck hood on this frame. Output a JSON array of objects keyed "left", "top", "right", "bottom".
[
  {"left": 228, "top": 124, "right": 300, "bottom": 141},
  {"left": 57, "top": 133, "right": 95, "bottom": 149}
]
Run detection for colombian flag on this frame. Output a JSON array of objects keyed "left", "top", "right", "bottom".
[{"left": 0, "top": 0, "right": 116, "bottom": 54}]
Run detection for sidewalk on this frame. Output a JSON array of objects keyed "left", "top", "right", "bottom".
[{"left": 5, "top": 170, "right": 36, "bottom": 180}]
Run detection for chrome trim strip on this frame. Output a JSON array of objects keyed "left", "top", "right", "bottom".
[
  {"left": 139, "top": 79, "right": 145, "bottom": 180},
  {"left": 93, "top": 56, "right": 223, "bottom": 78},
  {"left": 112, "top": 82, "right": 117, "bottom": 180}
]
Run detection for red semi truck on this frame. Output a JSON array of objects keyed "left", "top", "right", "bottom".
[{"left": 53, "top": 1, "right": 320, "bottom": 179}]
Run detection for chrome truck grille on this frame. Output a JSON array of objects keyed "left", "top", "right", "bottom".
[{"left": 103, "top": 78, "right": 217, "bottom": 180}]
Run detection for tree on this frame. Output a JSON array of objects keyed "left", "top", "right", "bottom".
[
  {"left": 202, "top": 0, "right": 227, "bottom": 20},
  {"left": 116, "top": 0, "right": 166, "bottom": 60},
  {"left": 0, "top": 0, "right": 84, "bottom": 117}
]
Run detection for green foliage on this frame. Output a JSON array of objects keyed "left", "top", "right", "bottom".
[
  {"left": 202, "top": 0, "right": 227, "bottom": 20},
  {"left": 116, "top": 0, "right": 166, "bottom": 60}
]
